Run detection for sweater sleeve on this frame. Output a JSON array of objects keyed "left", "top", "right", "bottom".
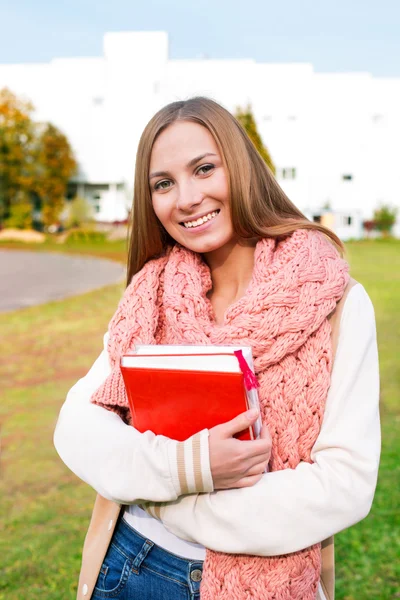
[
  {"left": 53, "top": 333, "right": 214, "bottom": 504},
  {"left": 143, "top": 284, "right": 381, "bottom": 555}
]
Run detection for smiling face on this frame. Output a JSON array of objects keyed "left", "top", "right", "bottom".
[{"left": 149, "top": 121, "right": 235, "bottom": 255}]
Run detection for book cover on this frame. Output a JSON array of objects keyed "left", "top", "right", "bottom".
[{"left": 120, "top": 345, "right": 261, "bottom": 442}]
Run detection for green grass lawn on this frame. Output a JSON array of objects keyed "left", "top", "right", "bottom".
[
  {"left": 0, "top": 240, "right": 399, "bottom": 599},
  {"left": 0, "top": 237, "right": 128, "bottom": 264}
]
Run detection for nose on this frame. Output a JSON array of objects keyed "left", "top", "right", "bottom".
[{"left": 176, "top": 180, "right": 204, "bottom": 212}]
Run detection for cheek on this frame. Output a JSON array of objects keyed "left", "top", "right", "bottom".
[
  {"left": 152, "top": 196, "right": 165, "bottom": 219},
  {"left": 213, "top": 171, "right": 229, "bottom": 200},
  {"left": 152, "top": 196, "right": 174, "bottom": 229}
]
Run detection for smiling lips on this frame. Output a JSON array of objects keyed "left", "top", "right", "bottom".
[{"left": 181, "top": 210, "right": 220, "bottom": 229}]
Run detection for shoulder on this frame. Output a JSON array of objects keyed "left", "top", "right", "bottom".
[
  {"left": 330, "top": 278, "right": 370, "bottom": 324},
  {"left": 346, "top": 277, "right": 359, "bottom": 292},
  {"left": 338, "top": 279, "right": 374, "bottom": 316},
  {"left": 339, "top": 280, "right": 376, "bottom": 327},
  {"left": 330, "top": 279, "right": 376, "bottom": 359}
]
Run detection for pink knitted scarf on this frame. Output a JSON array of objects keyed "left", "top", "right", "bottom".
[{"left": 92, "top": 229, "right": 349, "bottom": 600}]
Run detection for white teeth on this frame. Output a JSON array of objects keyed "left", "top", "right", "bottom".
[{"left": 183, "top": 210, "right": 219, "bottom": 229}]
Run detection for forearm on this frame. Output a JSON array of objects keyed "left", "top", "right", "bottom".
[
  {"left": 144, "top": 445, "right": 378, "bottom": 555},
  {"left": 144, "top": 285, "right": 380, "bottom": 554},
  {"left": 54, "top": 392, "right": 212, "bottom": 504},
  {"left": 54, "top": 338, "right": 213, "bottom": 504}
]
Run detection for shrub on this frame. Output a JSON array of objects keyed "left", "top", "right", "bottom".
[
  {"left": 373, "top": 204, "right": 397, "bottom": 236},
  {"left": 63, "top": 228, "right": 107, "bottom": 244},
  {"left": 64, "top": 196, "right": 94, "bottom": 228},
  {"left": 4, "top": 200, "right": 33, "bottom": 229}
]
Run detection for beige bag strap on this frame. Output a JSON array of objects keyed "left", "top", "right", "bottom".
[{"left": 319, "top": 278, "right": 358, "bottom": 600}]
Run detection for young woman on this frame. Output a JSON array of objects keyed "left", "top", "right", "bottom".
[{"left": 54, "top": 97, "right": 380, "bottom": 600}]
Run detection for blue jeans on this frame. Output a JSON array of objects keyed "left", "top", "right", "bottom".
[{"left": 92, "top": 517, "right": 204, "bottom": 599}]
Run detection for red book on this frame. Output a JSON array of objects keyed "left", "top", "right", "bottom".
[{"left": 120, "top": 345, "right": 261, "bottom": 442}]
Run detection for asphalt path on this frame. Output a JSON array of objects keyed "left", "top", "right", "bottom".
[{"left": 0, "top": 250, "right": 126, "bottom": 312}]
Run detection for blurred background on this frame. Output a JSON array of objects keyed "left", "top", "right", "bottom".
[{"left": 0, "top": 1, "right": 399, "bottom": 599}]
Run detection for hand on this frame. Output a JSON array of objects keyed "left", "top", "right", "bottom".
[{"left": 208, "top": 409, "right": 271, "bottom": 490}]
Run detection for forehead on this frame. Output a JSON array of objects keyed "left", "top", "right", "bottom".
[{"left": 150, "top": 121, "right": 219, "bottom": 168}]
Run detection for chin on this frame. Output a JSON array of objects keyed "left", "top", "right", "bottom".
[{"left": 180, "top": 235, "right": 233, "bottom": 255}]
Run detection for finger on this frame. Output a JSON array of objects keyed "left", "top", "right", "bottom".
[
  {"left": 238, "top": 437, "right": 271, "bottom": 459},
  {"left": 234, "top": 473, "right": 264, "bottom": 488},
  {"left": 243, "top": 454, "right": 270, "bottom": 473},
  {"left": 234, "top": 452, "right": 269, "bottom": 475},
  {"left": 260, "top": 425, "right": 272, "bottom": 442},
  {"left": 220, "top": 409, "right": 259, "bottom": 438},
  {"left": 244, "top": 463, "right": 268, "bottom": 477}
]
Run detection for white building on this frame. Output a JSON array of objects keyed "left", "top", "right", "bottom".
[{"left": 1, "top": 31, "right": 399, "bottom": 238}]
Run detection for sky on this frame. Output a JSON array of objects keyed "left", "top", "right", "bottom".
[{"left": 1, "top": 0, "right": 400, "bottom": 76}]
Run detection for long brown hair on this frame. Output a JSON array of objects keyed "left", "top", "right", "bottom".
[{"left": 127, "top": 96, "right": 343, "bottom": 285}]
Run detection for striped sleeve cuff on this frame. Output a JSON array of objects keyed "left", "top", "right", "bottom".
[
  {"left": 167, "top": 429, "right": 214, "bottom": 496},
  {"left": 142, "top": 501, "right": 165, "bottom": 521}
]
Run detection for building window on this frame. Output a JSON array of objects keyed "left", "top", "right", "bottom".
[
  {"left": 342, "top": 174, "right": 353, "bottom": 181},
  {"left": 342, "top": 215, "right": 352, "bottom": 226},
  {"left": 313, "top": 215, "right": 321, "bottom": 223},
  {"left": 278, "top": 167, "right": 297, "bottom": 180},
  {"left": 92, "top": 193, "right": 101, "bottom": 214}
]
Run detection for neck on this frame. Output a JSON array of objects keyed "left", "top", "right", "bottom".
[{"left": 203, "top": 238, "right": 257, "bottom": 299}]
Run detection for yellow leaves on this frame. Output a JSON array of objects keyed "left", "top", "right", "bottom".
[
  {"left": 0, "top": 88, "right": 77, "bottom": 227},
  {"left": 234, "top": 104, "right": 276, "bottom": 174}
]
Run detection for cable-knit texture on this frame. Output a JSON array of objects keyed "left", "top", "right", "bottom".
[{"left": 91, "top": 229, "right": 349, "bottom": 599}]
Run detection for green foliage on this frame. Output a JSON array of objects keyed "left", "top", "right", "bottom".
[
  {"left": 0, "top": 88, "right": 77, "bottom": 229},
  {"left": 373, "top": 204, "right": 397, "bottom": 235},
  {"left": 235, "top": 105, "right": 275, "bottom": 174},
  {"left": 0, "top": 89, "right": 36, "bottom": 222},
  {"left": 3, "top": 191, "right": 33, "bottom": 229},
  {"left": 64, "top": 228, "right": 107, "bottom": 244},
  {"left": 64, "top": 196, "right": 94, "bottom": 228},
  {"left": 36, "top": 123, "right": 77, "bottom": 227}
]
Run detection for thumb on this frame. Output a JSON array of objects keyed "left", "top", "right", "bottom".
[{"left": 221, "top": 409, "right": 259, "bottom": 438}]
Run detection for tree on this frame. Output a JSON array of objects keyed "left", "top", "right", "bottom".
[
  {"left": 0, "top": 88, "right": 77, "bottom": 228},
  {"left": 373, "top": 204, "right": 397, "bottom": 237},
  {"left": 235, "top": 105, "right": 275, "bottom": 174},
  {"left": 0, "top": 89, "right": 36, "bottom": 224},
  {"left": 35, "top": 123, "right": 77, "bottom": 227}
]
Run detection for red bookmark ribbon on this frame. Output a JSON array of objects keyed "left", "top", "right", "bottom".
[{"left": 233, "top": 350, "right": 259, "bottom": 391}]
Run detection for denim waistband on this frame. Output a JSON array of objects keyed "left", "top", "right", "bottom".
[{"left": 114, "top": 516, "right": 204, "bottom": 595}]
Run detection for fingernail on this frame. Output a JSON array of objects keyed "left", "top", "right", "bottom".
[{"left": 247, "top": 408, "right": 258, "bottom": 419}]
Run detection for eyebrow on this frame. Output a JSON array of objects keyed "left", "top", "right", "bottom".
[{"left": 149, "top": 153, "right": 217, "bottom": 180}]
